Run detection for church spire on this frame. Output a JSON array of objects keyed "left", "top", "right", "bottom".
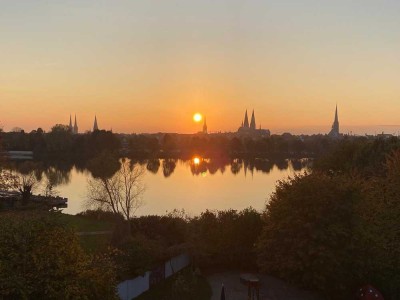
[
  {"left": 202, "top": 117, "right": 208, "bottom": 134},
  {"left": 93, "top": 115, "right": 99, "bottom": 131},
  {"left": 243, "top": 110, "right": 249, "bottom": 128},
  {"left": 73, "top": 115, "right": 78, "bottom": 134},
  {"left": 329, "top": 104, "right": 340, "bottom": 138},
  {"left": 250, "top": 109, "right": 256, "bottom": 130},
  {"left": 69, "top": 114, "right": 73, "bottom": 132},
  {"left": 334, "top": 104, "right": 338, "bottom": 123}
]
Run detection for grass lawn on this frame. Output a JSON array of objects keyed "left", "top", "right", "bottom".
[
  {"left": 58, "top": 213, "right": 114, "bottom": 253},
  {"left": 58, "top": 213, "right": 114, "bottom": 232},
  {"left": 136, "top": 268, "right": 212, "bottom": 300}
]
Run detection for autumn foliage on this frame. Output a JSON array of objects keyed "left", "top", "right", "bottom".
[
  {"left": 257, "top": 146, "right": 400, "bottom": 299},
  {"left": 0, "top": 213, "right": 117, "bottom": 299}
]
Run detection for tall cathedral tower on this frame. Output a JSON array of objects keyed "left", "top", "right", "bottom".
[
  {"left": 69, "top": 115, "right": 73, "bottom": 132},
  {"left": 202, "top": 117, "right": 208, "bottom": 134},
  {"left": 243, "top": 110, "right": 249, "bottom": 128},
  {"left": 250, "top": 110, "right": 256, "bottom": 130},
  {"left": 73, "top": 115, "right": 78, "bottom": 134},
  {"left": 328, "top": 105, "right": 340, "bottom": 138},
  {"left": 237, "top": 108, "right": 270, "bottom": 137},
  {"left": 93, "top": 115, "right": 99, "bottom": 131}
]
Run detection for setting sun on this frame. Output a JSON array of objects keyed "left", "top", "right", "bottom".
[
  {"left": 193, "top": 113, "right": 202, "bottom": 123},
  {"left": 193, "top": 157, "right": 200, "bottom": 165}
]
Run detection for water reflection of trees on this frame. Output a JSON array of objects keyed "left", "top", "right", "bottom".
[
  {"left": 190, "top": 160, "right": 208, "bottom": 175},
  {"left": 162, "top": 159, "right": 176, "bottom": 178},
  {"left": 4, "top": 157, "right": 311, "bottom": 182},
  {"left": 207, "top": 159, "right": 221, "bottom": 175},
  {"left": 7, "top": 161, "right": 74, "bottom": 186},
  {"left": 253, "top": 159, "right": 274, "bottom": 174},
  {"left": 230, "top": 159, "right": 243, "bottom": 175},
  {"left": 291, "top": 159, "right": 311, "bottom": 171},
  {"left": 275, "top": 159, "right": 289, "bottom": 171},
  {"left": 86, "top": 152, "right": 121, "bottom": 180},
  {"left": 183, "top": 157, "right": 308, "bottom": 176},
  {"left": 146, "top": 159, "right": 160, "bottom": 174},
  {"left": 44, "top": 167, "right": 71, "bottom": 186}
]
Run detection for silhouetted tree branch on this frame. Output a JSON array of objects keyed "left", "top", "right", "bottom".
[{"left": 86, "top": 159, "right": 145, "bottom": 220}]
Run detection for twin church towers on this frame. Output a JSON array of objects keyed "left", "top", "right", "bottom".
[
  {"left": 237, "top": 109, "right": 271, "bottom": 136},
  {"left": 68, "top": 115, "right": 99, "bottom": 134},
  {"left": 237, "top": 105, "right": 340, "bottom": 137},
  {"left": 69, "top": 106, "right": 340, "bottom": 136}
]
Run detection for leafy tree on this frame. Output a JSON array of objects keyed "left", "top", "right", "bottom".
[
  {"left": 314, "top": 137, "right": 400, "bottom": 176},
  {"left": 45, "top": 124, "right": 73, "bottom": 155},
  {"left": 190, "top": 208, "right": 262, "bottom": 269},
  {"left": 229, "top": 137, "right": 243, "bottom": 154},
  {"left": 257, "top": 173, "right": 363, "bottom": 298},
  {"left": 116, "top": 235, "right": 164, "bottom": 278},
  {"left": 161, "top": 134, "right": 177, "bottom": 153},
  {"left": 356, "top": 150, "right": 400, "bottom": 298},
  {"left": 5, "top": 162, "right": 43, "bottom": 205},
  {"left": 0, "top": 213, "right": 117, "bottom": 299},
  {"left": 87, "top": 130, "right": 121, "bottom": 157}
]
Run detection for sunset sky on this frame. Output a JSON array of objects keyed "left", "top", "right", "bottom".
[{"left": 1, "top": 1, "right": 400, "bottom": 134}]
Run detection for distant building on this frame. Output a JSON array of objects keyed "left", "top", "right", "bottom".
[
  {"left": 202, "top": 117, "right": 208, "bottom": 134},
  {"left": 250, "top": 110, "right": 256, "bottom": 130},
  {"left": 69, "top": 114, "right": 78, "bottom": 134},
  {"left": 328, "top": 105, "right": 340, "bottom": 138},
  {"left": 73, "top": 115, "right": 78, "bottom": 134},
  {"left": 237, "top": 109, "right": 270, "bottom": 137},
  {"left": 377, "top": 132, "right": 393, "bottom": 139},
  {"left": 93, "top": 115, "right": 99, "bottom": 131}
]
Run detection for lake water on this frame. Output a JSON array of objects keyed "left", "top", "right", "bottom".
[{"left": 51, "top": 158, "right": 308, "bottom": 216}]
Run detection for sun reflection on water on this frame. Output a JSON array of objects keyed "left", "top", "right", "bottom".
[{"left": 193, "top": 157, "right": 200, "bottom": 165}]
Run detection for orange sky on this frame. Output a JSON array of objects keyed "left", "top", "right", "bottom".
[{"left": 1, "top": 1, "right": 400, "bottom": 134}]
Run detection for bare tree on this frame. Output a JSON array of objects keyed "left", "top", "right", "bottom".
[
  {"left": 86, "top": 159, "right": 145, "bottom": 220},
  {"left": 0, "top": 161, "right": 47, "bottom": 205},
  {"left": 0, "top": 169, "right": 18, "bottom": 190},
  {"left": 41, "top": 178, "right": 59, "bottom": 198},
  {"left": 0, "top": 137, "right": 16, "bottom": 190},
  {"left": 15, "top": 171, "right": 40, "bottom": 204}
]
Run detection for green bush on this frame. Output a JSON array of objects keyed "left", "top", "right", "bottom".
[
  {"left": 257, "top": 173, "right": 363, "bottom": 298},
  {"left": 190, "top": 208, "right": 262, "bottom": 269},
  {"left": 356, "top": 151, "right": 400, "bottom": 298},
  {"left": 257, "top": 149, "right": 400, "bottom": 299},
  {"left": 0, "top": 212, "right": 118, "bottom": 299}
]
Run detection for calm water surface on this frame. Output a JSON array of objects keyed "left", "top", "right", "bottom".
[{"left": 55, "top": 158, "right": 308, "bottom": 216}]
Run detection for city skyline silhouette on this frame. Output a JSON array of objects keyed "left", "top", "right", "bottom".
[{"left": 1, "top": 1, "right": 400, "bottom": 134}]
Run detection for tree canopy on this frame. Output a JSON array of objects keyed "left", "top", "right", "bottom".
[{"left": 0, "top": 213, "right": 118, "bottom": 299}]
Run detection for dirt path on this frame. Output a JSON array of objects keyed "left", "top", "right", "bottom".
[{"left": 207, "top": 272, "right": 321, "bottom": 300}]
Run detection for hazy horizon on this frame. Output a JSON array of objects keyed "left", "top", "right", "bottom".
[
  {"left": 2, "top": 1, "right": 400, "bottom": 133},
  {"left": 3, "top": 121, "right": 400, "bottom": 136}
]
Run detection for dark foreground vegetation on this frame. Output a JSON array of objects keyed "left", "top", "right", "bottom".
[
  {"left": 0, "top": 209, "right": 260, "bottom": 299},
  {"left": 257, "top": 137, "right": 400, "bottom": 299},
  {"left": 2, "top": 136, "right": 400, "bottom": 299},
  {"left": 0, "top": 212, "right": 118, "bottom": 299},
  {"left": 76, "top": 208, "right": 263, "bottom": 278}
]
